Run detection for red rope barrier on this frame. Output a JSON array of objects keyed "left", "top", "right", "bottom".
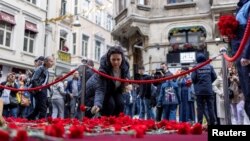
[
  {"left": 223, "top": 19, "right": 250, "bottom": 62},
  {"left": 88, "top": 55, "right": 219, "bottom": 84},
  {"left": 0, "top": 68, "right": 77, "bottom": 91}
]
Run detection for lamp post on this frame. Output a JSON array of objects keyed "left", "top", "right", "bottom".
[
  {"left": 78, "top": 62, "right": 86, "bottom": 120},
  {"left": 220, "top": 47, "right": 231, "bottom": 125}
]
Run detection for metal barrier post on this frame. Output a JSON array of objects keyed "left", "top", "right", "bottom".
[
  {"left": 220, "top": 47, "right": 231, "bottom": 125},
  {"left": 78, "top": 63, "right": 86, "bottom": 120}
]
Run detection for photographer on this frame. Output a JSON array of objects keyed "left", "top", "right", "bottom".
[{"left": 154, "top": 64, "right": 173, "bottom": 121}]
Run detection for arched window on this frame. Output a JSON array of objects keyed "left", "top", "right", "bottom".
[{"left": 168, "top": 26, "right": 207, "bottom": 52}]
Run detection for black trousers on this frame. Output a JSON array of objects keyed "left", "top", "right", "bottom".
[
  {"left": 196, "top": 95, "right": 217, "bottom": 125},
  {"left": 27, "top": 89, "right": 47, "bottom": 120}
]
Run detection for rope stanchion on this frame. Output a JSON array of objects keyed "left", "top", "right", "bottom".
[
  {"left": 0, "top": 68, "right": 78, "bottom": 91},
  {"left": 223, "top": 19, "right": 250, "bottom": 62},
  {"left": 87, "top": 54, "right": 221, "bottom": 84}
]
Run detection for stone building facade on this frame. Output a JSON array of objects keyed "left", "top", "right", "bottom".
[{"left": 112, "top": 0, "right": 238, "bottom": 75}]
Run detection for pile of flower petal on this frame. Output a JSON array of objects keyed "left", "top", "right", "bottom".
[{"left": 0, "top": 113, "right": 203, "bottom": 141}]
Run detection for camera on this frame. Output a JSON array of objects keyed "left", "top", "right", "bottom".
[{"left": 154, "top": 68, "right": 164, "bottom": 78}]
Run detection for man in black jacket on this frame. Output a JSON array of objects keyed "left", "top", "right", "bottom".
[{"left": 191, "top": 53, "right": 217, "bottom": 125}]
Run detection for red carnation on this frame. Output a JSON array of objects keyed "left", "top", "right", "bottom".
[
  {"left": 177, "top": 123, "right": 191, "bottom": 134},
  {"left": 185, "top": 79, "right": 192, "bottom": 87},
  {"left": 68, "top": 125, "right": 84, "bottom": 139},
  {"left": 131, "top": 125, "right": 147, "bottom": 138},
  {"left": 12, "top": 130, "right": 28, "bottom": 141},
  {"left": 0, "top": 130, "right": 10, "bottom": 141},
  {"left": 45, "top": 123, "right": 65, "bottom": 137},
  {"left": 190, "top": 123, "right": 202, "bottom": 135},
  {"left": 80, "top": 105, "right": 87, "bottom": 112},
  {"left": 218, "top": 15, "right": 239, "bottom": 39}
]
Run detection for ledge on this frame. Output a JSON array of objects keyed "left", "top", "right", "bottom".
[
  {"left": 0, "top": 46, "right": 15, "bottom": 53},
  {"left": 137, "top": 4, "right": 151, "bottom": 11},
  {"left": 164, "top": 2, "right": 196, "bottom": 10},
  {"left": 21, "top": 51, "right": 36, "bottom": 58}
]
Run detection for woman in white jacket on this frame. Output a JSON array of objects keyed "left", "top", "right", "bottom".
[{"left": 212, "top": 70, "right": 226, "bottom": 124}]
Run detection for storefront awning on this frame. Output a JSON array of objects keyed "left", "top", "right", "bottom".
[
  {"left": 0, "top": 11, "right": 16, "bottom": 25},
  {"left": 25, "top": 21, "right": 38, "bottom": 33}
]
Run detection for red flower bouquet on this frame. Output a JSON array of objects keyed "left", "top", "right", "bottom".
[{"left": 218, "top": 15, "right": 239, "bottom": 39}]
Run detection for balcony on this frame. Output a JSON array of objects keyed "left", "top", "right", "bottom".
[{"left": 57, "top": 50, "right": 71, "bottom": 63}]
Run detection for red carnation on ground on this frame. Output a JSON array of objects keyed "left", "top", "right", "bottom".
[
  {"left": 218, "top": 15, "right": 239, "bottom": 39},
  {"left": 12, "top": 130, "right": 28, "bottom": 141},
  {"left": 190, "top": 123, "right": 203, "bottom": 135},
  {"left": 0, "top": 130, "right": 10, "bottom": 141},
  {"left": 131, "top": 124, "right": 147, "bottom": 138},
  {"left": 177, "top": 123, "right": 191, "bottom": 134},
  {"left": 45, "top": 123, "right": 65, "bottom": 137},
  {"left": 68, "top": 125, "right": 84, "bottom": 139}
]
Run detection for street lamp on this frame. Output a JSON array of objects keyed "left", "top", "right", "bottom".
[{"left": 72, "top": 15, "right": 81, "bottom": 27}]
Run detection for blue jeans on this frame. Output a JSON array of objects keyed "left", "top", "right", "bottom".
[
  {"left": 3, "top": 105, "right": 18, "bottom": 117},
  {"left": 124, "top": 103, "right": 134, "bottom": 117},
  {"left": 139, "top": 98, "right": 154, "bottom": 119},
  {"left": 162, "top": 104, "right": 177, "bottom": 121}
]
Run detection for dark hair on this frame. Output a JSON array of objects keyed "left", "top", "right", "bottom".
[{"left": 106, "top": 46, "right": 125, "bottom": 67}]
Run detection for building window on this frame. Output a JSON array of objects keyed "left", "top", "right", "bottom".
[
  {"left": 23, "top": 31, "right": 36, "bottom": 53},
  {"left": 168, "top": 26, "right": 206, "bottom": 52},
  {"left": 95, "top": 10, "right": 101, "bottom": 25},
  {"left": 106, "top": 14, "right": 112, "bottom": 31},
  {"left": 119, "top": 0, "right": 127, "bottom": 12},
  {"left": 83, "top": 0, "right": 90, "bottom": 18},
  {"left": 59, "top": 30, "right": 67, "bottom": 51},
  {"left": 82, "top": 35, "right": 88, "bottom": 57},
  {"left": 72, "top": 33, "right": 76, "bottom": 55},
  {"left": 61, "top": 0, "right": 67, "bottom": 16},
  {"left": 138, "top": 0, "right": 148, "bottom": 5},
  {"left": 0, "top": 21, "right": 13, "bottom": 48},
  {"left": 74, "top": 0, "right": 78, "bottom": 15},
  {"left": 26, "top": 0, "right": 36, "bottom": 5},
  {"left": 167, "top": 0, "right": 193, "bottom": 4},
  {"left": 95, "top": 40, "right": 101, "bottom": 61}
]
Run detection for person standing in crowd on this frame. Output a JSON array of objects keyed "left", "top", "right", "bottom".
[
  {"left": 65, "top": 71, "right": 81, "bottom": 118},
  {"left": 178, "top": 67, "right": 193, "bottom": 122},
  {"left": 85, "top": 46, "right": 130, "bottom": 117},
  {"left": 230, "top": 0, "right": 250, "bottom": 120},
  {"left": 137, "top": 66, "right": 155, "bottom": 120},
  {"left": 86, "top": 59, "right": 95, "bottom": 81},
  {"left": 191, "top": 53, "right": 217, "bottom": 125},
  {"left": 212, "top": 70, "right": 226, "bottom": 124},
  {"left": 155, "top": 63, "right": 173, "bottom": 121},
  {"left": 27, "top": 56, "right": 54, "bottom": 120},
  {"left": 157, "top": 79, "right": 179, "bottom": 121},
  {"left": 0, "top": 73, "right": 19, "bottom": 117},
  {"left": 123, "top": 84, "right": 136, "bottom": 118},
  {"left": 51, "top": 75, "right": 66, "bottom": 118}
]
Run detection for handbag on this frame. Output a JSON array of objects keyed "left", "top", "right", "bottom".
[
  {"left": 9, "top": 93, "right": 19, "bottom": 106},
  {"left": 1, "top": 89, "right": 11, "bottom": 105}
]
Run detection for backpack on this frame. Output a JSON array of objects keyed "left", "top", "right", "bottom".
[{"left": 163, "top": 86, "right": 178, "bottom": 105}]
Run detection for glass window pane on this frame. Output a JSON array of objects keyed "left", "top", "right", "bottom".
[
  {"left": 29, "top": 40, "right": 34, "bottom": 53},
  {"left": 5, "top": 32, "right": 11, "bottom": 47},
  {"left": 32, "top": 0, "right": 36, "bottom": 4},
  {"left": 0, "top": 22, "right": 5, "bottom": 28},
  {"left": 84, "top": 42, "right": 88, "bottom": 56},
  {"left": 0, "top": 30, "right": 4, "bottom": 45},
  {"left": 30, "top": 33, "right": 36, "bottom": 38},
  {"left": 6, "top": 23, "right": 12, "bottom": 31},
  {"left": 25, "top": 31, "right": 29, "bottom": 37},
  {"left": 23, "top": 38, "right": 28, "bottom": 51}
]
